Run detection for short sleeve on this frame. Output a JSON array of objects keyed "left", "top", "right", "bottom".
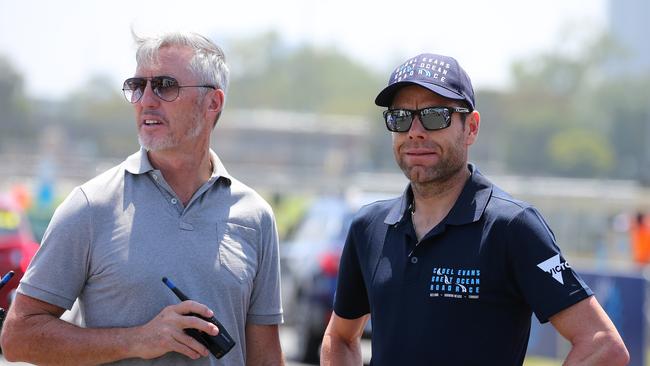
[
  {"left": 18, "top": 187, "right": 92, "bottom": 310},
  {"left": 247, "top": 210, "right": 283, "bottom": 325},
  {"left": 506, "top": 207, "right": 592, "bottom": 323},
  {"left": 333, "top": 223, "right": 370, "bottom": 319}
]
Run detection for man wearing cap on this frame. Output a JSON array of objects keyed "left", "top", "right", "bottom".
[{"left": 320, "top": 53, "right": 629, "bottom": 365}]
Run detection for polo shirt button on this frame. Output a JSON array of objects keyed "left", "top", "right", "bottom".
[
  {"left": 410, "top": 256, "right": 418, "bottom": 264},
  {"left": 171, "top": 198, "right": 178, "bottom": 204}
]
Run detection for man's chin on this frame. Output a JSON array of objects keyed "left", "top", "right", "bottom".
[
  {"left": 141, "top": 145, "right": 174, "bottom": 152},
  {"left": 402, "top": 166, "right": 434, "bottom": 183},
  {"left": 138, "top": 136, "right": 174, "bottom": 152},
  {"left": 403, "top": 163, "right": 467, "bottom": 186},
  {"left": 410, "top": 175, "right": 436, "bottom": 185}
]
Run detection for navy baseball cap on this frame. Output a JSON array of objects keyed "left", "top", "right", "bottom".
[{"left": 375, "top": 53, "right": 475, "bottom": 109}]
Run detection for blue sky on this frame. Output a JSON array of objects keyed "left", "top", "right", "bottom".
[{"left": 0, "top": 0, "right": 606, "bottom": 100}]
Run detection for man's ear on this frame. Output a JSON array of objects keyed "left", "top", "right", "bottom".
[
  {"left": 207, "top": 88, "right": 225, "bottom": 113},
  {"left": 466, "top": 110, "right": 480, "bottom": 146}
]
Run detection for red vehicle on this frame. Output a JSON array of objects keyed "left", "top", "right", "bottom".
[{"left": 0, "top": 195, "right": 39, "bottom": 309}]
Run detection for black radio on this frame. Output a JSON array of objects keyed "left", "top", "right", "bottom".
[{"left": 162, "top": 277, "right": 235, "bottom": 359}]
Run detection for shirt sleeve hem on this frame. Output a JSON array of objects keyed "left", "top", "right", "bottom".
[
  {"left": 17, "top": 282, "right": 76, "bottom": 310},
  {"left": 247, "top": 313, "right": 283, "bottom": 325},
  {"left": 535, "top": 289, "right": 594, "bottom": 324},
  {"left": 333, "top": 308, "right": 370, "bottom": 320}
]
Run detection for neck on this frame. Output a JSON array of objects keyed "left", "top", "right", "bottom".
[
  {"left": 410, "top": 166, "right": 470, "bottom": 240},
  {"left": 147, "top": 149, "right": 213, "bottom": 205}
]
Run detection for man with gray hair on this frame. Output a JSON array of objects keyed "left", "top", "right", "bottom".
[{"left": 1, "top": 31, "right": 285, "bottom": 365}]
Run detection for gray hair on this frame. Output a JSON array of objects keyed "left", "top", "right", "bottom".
[{"left": 133, "top": 31, "right": 230, "bottom": 98}]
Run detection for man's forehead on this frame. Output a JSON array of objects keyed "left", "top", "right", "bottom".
[{"left": 135, "top": 46, "right": 193, "bottom": 76}]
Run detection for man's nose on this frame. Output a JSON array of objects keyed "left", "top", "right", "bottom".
[
  {"left": 407, "top": 115, "right": 427, "bottom": 139},
  {"left": 139, "top": 82, "right": 159, "bottom": 107}
]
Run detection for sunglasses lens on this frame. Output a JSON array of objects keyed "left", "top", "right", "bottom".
[
  {"left": 420, "top": 108, "right": 450, "bottom": 130},
  {"left": 121, "top": 77, "right": 182, "bottom": 103},
  {"left": 152, "top": 77, "right": 180, "bottom": 102},
  {"left": 384, "top": 110, "right": 413, "bottom": 132},
  {"left": 383, "top": 107, "right": 457, "bottom": 132},
  {"left": 123, "top": 78, "right": 146, "bottom": 103}
]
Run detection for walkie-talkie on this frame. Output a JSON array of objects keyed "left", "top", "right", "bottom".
[
  {"left": 0, "top": 271, "right": 15, "bottom": 327},
  {"left": 162, "top": 277, "right": 235, "bottom": 359}
]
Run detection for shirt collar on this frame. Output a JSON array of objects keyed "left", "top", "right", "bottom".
[
  {"left": 208, "top": 149, "right": 233, "bottom": 186},
  {"left": 384, "top": 163, "right": 492, "bottom": 226},
  {"left": 385, "top": 184, "right": 413, "bottom": 225},
  {"left": 124, "top": 147, "right": 233, "bottom": 186}
]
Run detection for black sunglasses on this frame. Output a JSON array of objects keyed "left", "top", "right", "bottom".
[
  {"left": 383, "top": 106, "right": 471, "bottom": 132},
  {"left": 122, "top": 76, "right": 216, "bottom": 103}
]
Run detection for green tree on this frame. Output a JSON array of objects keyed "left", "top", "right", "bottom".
[
  {"left": 595, "top": 75, "right": 650, "bottom": 181},
  {"left": 60, "top": 74, "right": 136, "bottom": 158},
  {"left": 547, "top": 128, "right": 614, "bottom": 176},
  {"left": 226, "top": 32, "right": 383, "bottom": 116},
  {"left": 0, "top": 55, "right": 32, "bottom": 150},
  {"left": 498, "top": 30, "right": 628, "bottom": 178}
]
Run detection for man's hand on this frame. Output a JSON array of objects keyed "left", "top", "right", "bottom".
[
  {"left": 1, "top": 294, "right": 224, "bottom": 365},
  {"left": 133, "top": 300, "right": 220, "bottom": 360}
]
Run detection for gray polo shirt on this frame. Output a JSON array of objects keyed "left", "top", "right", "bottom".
[{"left": 19, "top": 148, "right": 283, "bottom": 365}]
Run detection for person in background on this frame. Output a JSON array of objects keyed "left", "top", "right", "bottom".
[
  {"left": 1, "top": 31, "right": 284, "bottom": 366},
  {"left": 631, "top": 212, "right": 650, "bottom": 266},
  {"left": 321, "top": 52, "right": 629, "bottom": 365}
]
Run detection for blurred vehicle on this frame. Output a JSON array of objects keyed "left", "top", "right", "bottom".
[
  {"left": 0, "top": 195, "right": 39, "bottom": 310},
  {"left": 281, "top": 191, "right": 391, "bottom": 364}
]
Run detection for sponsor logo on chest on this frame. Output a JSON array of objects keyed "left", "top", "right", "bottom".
[{"left": 430, "top": 267, "right": 480, "bottom": 299}]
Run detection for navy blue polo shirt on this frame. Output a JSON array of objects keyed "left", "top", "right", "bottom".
[{"left": 334, "top": 164, "right": 592, "bottom": 366}]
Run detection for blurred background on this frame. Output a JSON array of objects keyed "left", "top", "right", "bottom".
[{"left": 0, "top": 0, "right": 649, "bottom": 365}]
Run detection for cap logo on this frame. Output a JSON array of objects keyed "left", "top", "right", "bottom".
[
  {"left": 417, "top": 67, "right": 447, "bottom": 83},
  {"left": 375, "top": 52, "right": 475, "bottom": 109},
  {"left": 393, "top": 64, "right": 415, "bottom": 82}
]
